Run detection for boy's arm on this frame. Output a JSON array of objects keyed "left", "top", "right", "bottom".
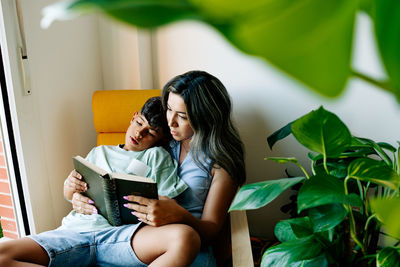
[
  {"left": 64, "top": 171, "right": 98, "bottom": 214},
  {"left": 64, "top": 147, "right": 98, "bottom": 214},
  {"left": 146, "top": 148, "right": 187, "bottom": 198}
]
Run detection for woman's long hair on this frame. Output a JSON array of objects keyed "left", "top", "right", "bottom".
[{"left": 162, "top": 71, "right": 246, "bottom": 186}]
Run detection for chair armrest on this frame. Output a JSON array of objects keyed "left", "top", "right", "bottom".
[{"left": 230, "top": 210, "right": 253, "bottom": 266}]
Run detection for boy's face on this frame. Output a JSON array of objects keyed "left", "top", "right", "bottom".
[{"left": 123, "top": 113, "right": 164, "bottom": 151}]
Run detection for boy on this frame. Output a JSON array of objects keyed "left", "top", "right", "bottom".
[
  {"left": 60, "top": 96, "right": 188, "bottom": 232},
  {"left": 0, "top": 96, "right": 189, "bottom": 266}
]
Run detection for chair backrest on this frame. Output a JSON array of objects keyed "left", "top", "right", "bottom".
[{"left": 92, "top": 89, "right": 161, "bottom": 146}]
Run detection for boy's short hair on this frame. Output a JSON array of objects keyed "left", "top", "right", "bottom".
[{"left": 140, "top": 97, "right": 171, "bottom": 141}]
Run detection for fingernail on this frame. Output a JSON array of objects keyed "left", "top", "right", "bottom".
[
  {"left": 123, "top": 196, "right": 128, "bottom": 200},
  {"left": 123, "top": 204, "right": 129, "bottom": 208},
  {"left": 88, "top": 200, "right": 94, "bottom": 204},
  {"left": 93, "top": 208, "right": 98, "bottom": 214},
  {"left": 131, "top": 211, "right": 136, "bottom": 216}
]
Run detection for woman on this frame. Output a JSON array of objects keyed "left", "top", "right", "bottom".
[
  {"left": 74, "top": 71, "right": 246, "bottom": 266},
  {"left": 1, "top": 71, "right": 246, "bottom": 267}
]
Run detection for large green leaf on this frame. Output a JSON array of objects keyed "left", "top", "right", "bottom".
[
  {"left": 206, "top": 0, "right": 356, "bottom": 97},
  {"left": 274, "top": 217, "right": 314, "bottom": 242},
  {"left": 229, "top": 177, "right": 305, "bottom": 211},
  {"left": 347, "top": 158, "right": 400, "bottom": 190},
  {"left": 43, "top": 0, "right": 357, "bottom": 97},
  {"left": 373, "top": 0, "right": 400, "bottom": 99},
  {"left": 267, "top": 122, "right": 293, "bottom": 150},
  {"left": 297, "top": 174, "right": 362, "bottom": 213},
  {"left": 291, "top": 107, "right": 352, "bottom": 158},
  {"left": 354, "top": 137, "right": 393, "bottom": 167},
  {"left": 376, "top": 247, "right": 400, "bottom": 267},
  {"left": 291, "top": 254, "right": 329, "bottom": 267},
  {"left": 261, "top": 235, "right": 323, "bottom": 267},
  {"left": 370, "top": 197, "right": 400, "bottom": 239},
  {"left": 308, "top": 204, "right": 348, "bottom": 232}
]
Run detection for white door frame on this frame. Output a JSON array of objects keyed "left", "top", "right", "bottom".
[{"left": 0, "top": 0, "right": 36, "bottom": 236}]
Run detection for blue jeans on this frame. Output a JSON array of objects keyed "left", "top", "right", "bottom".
[
  {"left": 29, "top": 224, "right": 145, "bottom": 267},
  {"left": 29, "top": 223, "right": 216, "bottom": 266}
]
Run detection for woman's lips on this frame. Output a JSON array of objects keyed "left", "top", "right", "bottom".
[{"left": 170, "top": 130, "right": 177, "bottom": 136}]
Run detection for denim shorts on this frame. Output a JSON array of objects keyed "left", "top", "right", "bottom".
[
  {"left": 28, "top": 223, "right": 146, "bottom": 267},
  {"left": 191, "top": 246, "right": 217, "bottom": 267}
]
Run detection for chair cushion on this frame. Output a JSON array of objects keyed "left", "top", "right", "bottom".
[{"left": 97, "top": 133, "right": 125, "bottom": 146}]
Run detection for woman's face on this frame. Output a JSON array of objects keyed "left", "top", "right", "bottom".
[{"left": 166, "top": 93, "right": 194, "bottom": 142}]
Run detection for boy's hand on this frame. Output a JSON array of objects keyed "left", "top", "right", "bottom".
[
  {"left": 65, "top": 170, "right": 87, "bottom": 193},
  {"left": 72, "top": 192, "right": 98, "bottom": 215}
]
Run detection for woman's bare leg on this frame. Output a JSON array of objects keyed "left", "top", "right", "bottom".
[
  {"left": 0, "top": 238, "right": 49, "bottom": 267},
  {"left": 132, "top": 224, "right": 201, "bottom": 267}
]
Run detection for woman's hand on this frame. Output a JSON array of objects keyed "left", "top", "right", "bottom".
[
  {"left": 71, "top": 192, "right": 98, "bottom": 215},
  {"left": 123, "top": 195, "right": 188, "bottom": 227}
]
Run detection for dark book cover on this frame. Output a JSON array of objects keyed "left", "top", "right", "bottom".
[{"left": 72, "top": 156, "right": 158, "bottom": 225}]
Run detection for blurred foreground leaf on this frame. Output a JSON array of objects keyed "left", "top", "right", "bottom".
[{"left": 43, "top": 0, "right": 356, "bottom": 97}]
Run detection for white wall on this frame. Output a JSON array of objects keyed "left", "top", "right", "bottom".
[
  {"left": 98, "top": 16, "right": 158, "bottom": 90},
  {"left": 156, "top": 14, "right": 400, "bottom": 238},
  {"left": 2, "top": 0, "right": 103, "bottom": 233}
]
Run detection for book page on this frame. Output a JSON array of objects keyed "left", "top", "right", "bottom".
[{"left": 111, "top": 172, "right": 155, "bottom": 183}]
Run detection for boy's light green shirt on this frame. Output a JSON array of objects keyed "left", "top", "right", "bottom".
[{"left": 59, "top": 145, "right": 187, "bottom": 232}]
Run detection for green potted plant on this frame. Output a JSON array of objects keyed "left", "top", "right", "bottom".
[{"left": 229, "top": 106, "right": 400, "bottom": 266}]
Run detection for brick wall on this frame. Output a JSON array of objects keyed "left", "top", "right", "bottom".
[{"left": 0, "top": 135, "right": 18, "bottom": 239}]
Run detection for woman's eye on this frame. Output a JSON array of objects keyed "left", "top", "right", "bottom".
[{"left": 178, "top": 115, "right": 187, "bottom": 120}]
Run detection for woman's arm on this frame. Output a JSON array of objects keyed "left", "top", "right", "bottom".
[
  {"left": 125, "top": 166, "right": 237, "bottom": 245},
  {"left": 183, "top": 166, "right": 237, "bottom": 244}
]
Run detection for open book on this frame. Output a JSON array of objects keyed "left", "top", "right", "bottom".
[{"left": 72, "top": 156, "right": 158, "bottom": 226}]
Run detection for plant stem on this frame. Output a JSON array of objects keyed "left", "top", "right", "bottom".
[
  {"left": 357, "top": 180, "right": 365, "bottom": 214},
  {"left": 392, "top": 151, "right": 397, "bottom": 173},
  {"left": 363, "top": 214, "right": 377, "bottom": 252},
  {"left": 323, "top": 155, "right": 329, "bottom": 174},
  {"left": 357, "top": 180, "right": 364, "bottom": 201},
  {"left": 351, "top": 70, "right": 394, "bottom": 93},
  {"left": 311, "top": 161, "right": 316, "bottom": 176},
  {"left": 397, "top": 142, "right": 400, "bottom": 175},
  {"left": 344, "top": 176, "right": 350, "bottom": 195},
  {"left": 348, "top": 204, "right": 365, "bottom": 252},
  {"left": 296, "top": 163, "right": 309, "bottom": 179},
  {"left": 364, "top": 214, "right": 376, "bottom": 232},
  {"left": 344, "top": 176, "right": 365, "bottom": 252}
]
